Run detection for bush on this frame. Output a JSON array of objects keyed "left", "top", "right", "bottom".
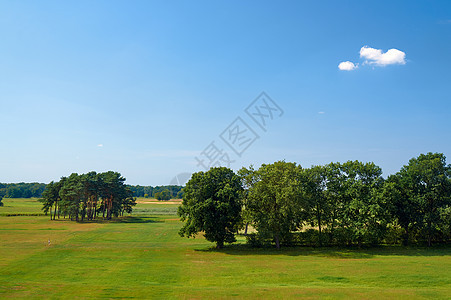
[
  {"left": 155, "top": 189, "right": 171, "bottom": 201},
  {"left": 383, "top": 224, "right": 405, "bottom": 245},
  {"left": 297, "top": 229, "right": 320, "bottom": 247},
  {"left": 245, "top": 233, "right": 273, "bottom": 248}
]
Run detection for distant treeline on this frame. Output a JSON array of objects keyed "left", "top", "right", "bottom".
[
  {"left": 0, "top": 183, "right": 46, "bottom": 199},
  {"left": 0, "top": 182, "right": 184, "bottom": 201},
  {"left": 128, "top": 185, "right": 183, "bottom": 199}
]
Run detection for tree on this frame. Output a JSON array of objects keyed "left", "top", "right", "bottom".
[
  {"left": 176, "top": 190, "right": 184, "bottom": 199},
  {"left": 302, "top": 165, "right": 330, "bottom": 246},
  {"left": 321, "top": 162, "right": 349, "bottom": 244},
  {"left": 237, "top": 165, "right": 258, "bottom": 236},
  {"left": 99, "top": 171, "right": 125, "bottom": 220},
  {"left": 59, "top": 173, "right": 83, "bottom": 221},
  {"left": 39, "top": 181, "right": 62, "bottom": 220},
  {"left": 339, "top": 161, "right": 387, "bottom": 246},
  {"left": 0, "top": 186, "right": 5, "bottom": 207},
  {"left": 397, "top": 152, "right": 451, "bottom": 246},
  {"left": 1, "top": 182, "right": 46, "bottom": 198},
  {"left": 315, "top": 161, "right": 387, "bottom": 246},
  {"left": 245, "top": 161, "right": 304, "bottom": 249},
  {"left": 39, "top": 171, "right": 137, "bottom": 222},
  {"left": 178, "top": 167, "right": 243, "bottom": 249},
  {"left": 381, "top": 175, "right": 421, "bottom": 245},
  {"left": 155, "top": 189, "right": 171, "bottom": 200}
]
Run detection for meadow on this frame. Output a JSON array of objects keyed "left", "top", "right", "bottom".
[{"left": 0, "top": 198, "right": 450, "bottom": 299}]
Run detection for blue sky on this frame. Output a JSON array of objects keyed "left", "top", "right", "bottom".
[{"left": 1, "top": 1, "right": 450, "bottom": 185}]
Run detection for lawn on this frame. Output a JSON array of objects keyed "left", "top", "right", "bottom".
[{"left": 0, "top": 198, "right": 450, "bottom": 299}]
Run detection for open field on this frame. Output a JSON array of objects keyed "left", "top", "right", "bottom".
[
  {"left": 0, "top": 198, "right": 46, "bottom": 216},
  {"left": 0, "top": 198, "right": 450, "bottom": 299}
]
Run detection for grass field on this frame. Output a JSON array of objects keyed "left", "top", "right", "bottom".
[{"left": 0, "top": 198, "right": 450, "bottom": 299}]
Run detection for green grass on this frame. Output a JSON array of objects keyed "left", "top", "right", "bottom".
[
  {"left": 0, "top": 199, "right": 450, "bottom": 299},
  {"left": 0, "top": 198, "right": 44, "bottom": 216}
]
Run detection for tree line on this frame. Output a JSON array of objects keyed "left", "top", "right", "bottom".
[
  {"left": 39, "top": 171, "right": 137, "bottom": 221},
  {"left": 0, "top": 182, "right": 46, "bottom": 199},
  {"left": 128, "top": 185, "right": 183, "bottom": 199},
  {"left": 178, "top": 152, "right": 451, "bottom": 249},
  {"left": 0, "top": 182, "right": 183, "bottom": 201}
]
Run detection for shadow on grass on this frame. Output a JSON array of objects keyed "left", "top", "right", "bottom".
[
  {"left": 52, "top": 216, "right": 163, "bottom": 224},
  {"left": 111, "top": 216, "right": 163, "bottom": 224},
  {"left": 195, "top": 243, "right": 451, "bottom": 258}
]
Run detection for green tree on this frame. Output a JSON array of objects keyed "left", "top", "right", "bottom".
[
  {"left": 176, "top": 190, "right": 184, "bottom": 199},
  {"left": 0, "top": 186, "right": 5, "bottom": 207},
  {"left": 40, "top": 171, "right": 136, "bottom": 222},
  {"left": 340, "top": 161, "right": 387, "bottom": 246},
  {"left": 59, "top": 173, "right": 83, "bottom": 221},
  {"left": 381, "top": 175, "right": 421, "bottom": 245},
  {"left": 39, "top": 181, "right": 62, "bottom": 220},
  {"left": 302, "top": 165, "right": 330, "bottom": 246},
  {"left": 237, "top": 165, "right": 258, "bottom": 236},
  {"left": 246, "top": 161, "right": 304, "bottom": 249},
  {"left": 178, "top": 167, "right": 243, "bottom": 249},
  {"left": 397, "top": 152, "right": 451, "bottom": 246},
  {"left": 98, "top": 171, "right": 132, "bottom": 220},
  {"left": 321, "top": 162, "right": 349, "bottom": 244},
  {"left": 155, "top": 189, "right": 171, "bottom": 200}
]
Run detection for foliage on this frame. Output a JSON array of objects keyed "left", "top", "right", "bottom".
[
  {"left": 338, "top": 161, "right": 387, "bottom": 246},
  {"left": 244, "top": 161, "right": 305, "bottom": 249},
  {"left": 0, "top": 182, "right": 46, "bottom": 198},
  {"left": 155, "top": 189, "right": 171, "bottom": 200},
  {"left": 178, "top": 167, "right": 243, "bottom": 248},
  {"left": 393, "top": 152, "right": 451, "bottom": 245},
  {"left": 128, "top": 185, "right": 183, "bottom": 198},
  {"left": 236, "top": 153, "right": 450, "bottom": 248},
  {"left": 39, "top": 171, "right": 136, "bottom": 221}
]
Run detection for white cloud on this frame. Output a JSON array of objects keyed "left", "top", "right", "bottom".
[
  {"left": 360, "top": 46, "right": 406, "bottom": 66},
  {"left": 318, "top": 111, "right": 325, "bottom": 114},
  {"left": 338, "top": 61, "right": 358, "bottom": 71},
  {"left": 97, "top": 144, "right": 103, "bottom": 147}
]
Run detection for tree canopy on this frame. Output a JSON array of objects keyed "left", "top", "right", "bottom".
[
  {"left": 0, "top": 182, "right": 46, "bottom": 198},
  {"left": 179, "top": 153, "right": 451, "bottom": 249},
  {"left": 39, "top": 171, "right": 136, "bottom": 221},
  {"left": 178, "top": 167, "right": 243, "bottom": 249},
  {"left": 242, "top": 161, "right": 304, "bottom": 249}
]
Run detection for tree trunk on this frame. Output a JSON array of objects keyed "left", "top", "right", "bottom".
[
  {"left": 53, "top": 201, "right": 57, "bottom": 220},
  {"left": 330, "top": 210, "right": 337, "bottom": 244},
  {"left": 109, "top": 197, "right": 113, "bottom": 220},
  {"left": 275, "top": 233, "right": 280, "bottom": 250},
  {"left": 402, "top": 226, "right": 409, "bottom": 246},
  {"left": 93, "top": 199, "right": 97, "bottom": 220},
  {"left": 244, "top": 223, "right": 249, "bottom": 236},
  {"left": 216, "top": 240, "right": 224, "bottom": 249},
  {"left": 317, "top": 204, "right": 322, "bottom": 247},
  {"left": 87, "top": 197, "right": 91, "bottom": 220}
]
